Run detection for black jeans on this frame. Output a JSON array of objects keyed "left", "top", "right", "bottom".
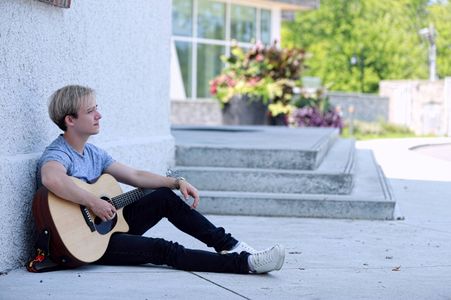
[{"left": 96, "top": 187, "right": 250, "bottom": 274}]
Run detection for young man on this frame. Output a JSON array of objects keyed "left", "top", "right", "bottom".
[{"left": 36, "top": 85, "right": 285, "bottom": 274}]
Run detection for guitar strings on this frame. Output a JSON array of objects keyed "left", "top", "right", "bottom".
[{"left": 112, "top": 189, "right": 145, "bottom": 209}]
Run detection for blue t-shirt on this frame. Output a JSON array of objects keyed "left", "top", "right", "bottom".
[{"left": 36, "top": 135, "right": 115, "bottom": 187}]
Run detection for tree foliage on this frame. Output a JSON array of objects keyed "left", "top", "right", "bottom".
[
  {"left": 282, "top": 0, "right": 451, "bottom": 93},
  {"left": 428, "top": 1, "right": 451, "bottom": 78}
]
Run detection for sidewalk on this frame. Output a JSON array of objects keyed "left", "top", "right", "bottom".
[{"left": 1, "top": 138, "right": 451, "bottom": 299}]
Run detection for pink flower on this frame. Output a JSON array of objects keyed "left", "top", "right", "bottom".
[
  {"left": 256, "top": 54, "right": 264, "bottom": 62},
  {"left": 247, "top": 77, "right": 260, "bottom": 86},
  {"left": 210, "top": 84, "right": 217, "bottom": 95},
  {"left": 226, "top": 76, "right": 236, "bottom": 87}
]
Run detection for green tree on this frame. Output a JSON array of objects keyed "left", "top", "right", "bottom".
[
  {"left": 427, "top": 1, "right": 451, "bottom": 78},
  {"left": 282, "top": 0, "right": 438, "bottom": 93}
]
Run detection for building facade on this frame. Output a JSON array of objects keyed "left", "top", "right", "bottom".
[
  {"left": 170, "top": 0, "right": 318, "bottom": 124},
  {"left": 170, "top": 0, "right": 318, "bottom": 101}
]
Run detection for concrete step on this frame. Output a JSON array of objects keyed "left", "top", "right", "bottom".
[
  {"left": 193, "top": 149, "right": 396, "bottom": 220},
  {"left": 175, "top": 139, "right": 356, "bottom": 194},
  {"left": 173, "top": 125, "right": 339, "bottom": 170}
]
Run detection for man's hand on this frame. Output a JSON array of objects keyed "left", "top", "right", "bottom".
[
  {"left": 179, "top": 180, "right": 200, "bottom": 209},
  {"left": 90, "top": 199, "right": 117, "bottom": 222}
]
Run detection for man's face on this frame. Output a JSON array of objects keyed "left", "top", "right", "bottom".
[{"left": 71, "top": 94, "right": 102, "bottom": 136}]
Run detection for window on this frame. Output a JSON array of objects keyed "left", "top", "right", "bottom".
[
  {"left": 175, "top": 41, "right": 193, "bottom": 98},
  {"left": 260, "top": 9, "right": 272, "bottom": 45},
  {"left": 172, "top": 0, "right": 193, "bottom": 37},
  {"left": 197, "top": 0, "right": 226, "bottom": 40},
  {"left": 231, "top": 4, "right": 256, "bottom": 43},
  {"left": 172, "top": 0, "right": 274, "bottom": 99},
  {"left": 197, "top": 44, "right": 225, "bottom": 98}
]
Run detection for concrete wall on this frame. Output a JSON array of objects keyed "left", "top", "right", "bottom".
[
  {"left": 380, "top": 78, "right": 451, "bottom": 135},
  {"left": 171, "top": 99, "right": 222, "bottom": 125},
  {"left": 0, "top": 0, "right": 173, "bottom": 272},
  {"left": 328, "top": 92, "right": 389, "bottom": 123},
  {"left": 171, "top": 92, "right": 389, "bottom": 126}
]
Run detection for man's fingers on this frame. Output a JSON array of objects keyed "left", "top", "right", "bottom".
[
  {"left": 190, "top": 193, "right": 200, "bottom": 209},
  {"left": 94, "top": 199, "right": 116, "bottom": 219},
  {"left": 179, "top": 183, "right": 200, "bottom": 209},
  {"left": 108, "top": 203, "right": 116, "bottom": 212},
  {"left": 191, "top": 197, "right": 199, "bottom": 209}
]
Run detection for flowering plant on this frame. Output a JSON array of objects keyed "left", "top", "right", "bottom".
[
  {"left": 209, "top": 42, "right": 306, "bottom": 115},
  {"left": 291, "top": 88, "right": 343, "bottom": 131}
]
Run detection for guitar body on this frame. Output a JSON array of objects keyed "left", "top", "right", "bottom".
[{"left": 32, "top": 174, "right": 130, "bottom": 268}]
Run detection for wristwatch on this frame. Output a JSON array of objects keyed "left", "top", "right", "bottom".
[{"left": 174, "top": 176, "right": 186, "bottom": 189}]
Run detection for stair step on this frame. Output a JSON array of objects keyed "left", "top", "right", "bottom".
[
  {"left": 193, "top": 150, "right": 395, "bottom": 220},
  {"left": 173, "top": 125, "right": 339, "bottom": 170},
  {"left": 175, "top": 139, "right": 356, "bottom": 194}
]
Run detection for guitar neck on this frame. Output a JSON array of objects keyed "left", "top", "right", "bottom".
[{"left": 111, "top": 188, "right": 145, "bottom": 209}]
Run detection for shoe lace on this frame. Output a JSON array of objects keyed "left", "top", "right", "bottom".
[{"left": 252, "top": 248, "right": 274, "bottom": 267}]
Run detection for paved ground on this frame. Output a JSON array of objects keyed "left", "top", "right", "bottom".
[{"left": 1, "top": 137, "right": 451, "bottom": 299}]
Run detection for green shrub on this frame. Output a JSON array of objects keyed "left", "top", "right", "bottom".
[{"left": 341, "top": 120, "right": 418, "bottom": 140}]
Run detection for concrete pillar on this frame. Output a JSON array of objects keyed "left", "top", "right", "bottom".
[
  {"left": 0, "top": 0, "right": 173, "bottom": 272},
  {"left": 445, "top": 77, "right": 451, "bottom": 136}
]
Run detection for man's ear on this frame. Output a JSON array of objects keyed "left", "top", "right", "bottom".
[{"left": 64, "top": 115, "right": 75, "bottom": 128}]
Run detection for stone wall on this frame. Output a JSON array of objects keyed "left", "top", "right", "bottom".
[
  {"left": 171, "top": 99, "right": 222, "bottom": 125},
  {"left": 0, "top": 0, "right": 173, "bottom": 272},
  {"left": 380, "top": 78, "right": 451, "bottom": 135},
  {"left": 328, "top": 92, "right": 389, "bottom": 123},
  {"left": 171, "top": 92, "right": 389, "bottom": 126}
]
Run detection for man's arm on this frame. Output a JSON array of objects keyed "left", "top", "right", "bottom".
[
  {"left": 41, "top": 161, "right": 117, "bottom": 222},
  {"left": 105, "top": 162, "right": 200, "bottom": 209}
]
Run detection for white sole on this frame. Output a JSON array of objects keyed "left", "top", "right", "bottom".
[{"left": 274, "top": 244, "right": 285, "bottom": 270}]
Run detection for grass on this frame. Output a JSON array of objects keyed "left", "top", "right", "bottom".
[{"left": 340, "top": 120, "right": 434, "bottom": 140}]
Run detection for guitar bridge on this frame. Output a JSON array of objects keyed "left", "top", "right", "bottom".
[{"left": 80, "top": 206, "right": 96, "bottom": 232}]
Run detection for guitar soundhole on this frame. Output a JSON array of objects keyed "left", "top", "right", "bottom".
[{"left": 94, "top": 196, "right": 118, "bottom": 235}]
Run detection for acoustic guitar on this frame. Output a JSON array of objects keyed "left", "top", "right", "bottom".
[{"left": 32, "top": 174, "right": 145, "bottom": 268}]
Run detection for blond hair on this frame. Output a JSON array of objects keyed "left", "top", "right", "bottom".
[{"left": 48, "top": 85, "right": 95, "bottom": 131}]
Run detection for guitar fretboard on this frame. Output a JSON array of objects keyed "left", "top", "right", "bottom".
[{"left": 111, "top": 188, "right": 145, "bottom": 209}]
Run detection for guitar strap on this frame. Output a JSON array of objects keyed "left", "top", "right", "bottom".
[{"left": 26, "top": 229, "right": 65, "bottom": 273}]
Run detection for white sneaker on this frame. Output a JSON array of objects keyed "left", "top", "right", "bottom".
[
  {"left": 248, "top": 244, "right": 285, "bottom": 274},
  {"left": 220, "top": 242, "right": 257, "bottom": 255}
]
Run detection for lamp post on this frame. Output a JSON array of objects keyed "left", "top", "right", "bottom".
[
  {"left": 419, "top": 24, "right": 437, "bottom": 81},
  {"left": 350, "top": 50, "right": 365, "bottom": 93}
]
